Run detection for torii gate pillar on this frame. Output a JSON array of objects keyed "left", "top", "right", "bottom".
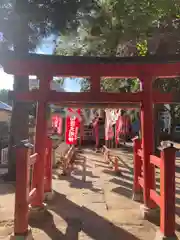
[
  {"left": 139, "top": 75, "right": 157, "bottom": 218},
  {"left": 31, "top": 75, "right": 51, "bottom": 208}
]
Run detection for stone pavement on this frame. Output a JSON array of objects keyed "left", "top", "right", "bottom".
[{"left": 0, "top": 147, "right": 180, "bottom": 239}]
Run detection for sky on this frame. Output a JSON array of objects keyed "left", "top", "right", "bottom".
[{"left": 0, "top": 35, "right": 81, "bottom": 92}]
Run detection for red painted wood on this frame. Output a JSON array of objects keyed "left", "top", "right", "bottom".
[
  {"left": 29, "top": 153, "right": 38, "bottom": 166},
  {"left": 44, "top": 138, "right": 53, "bottom": 193},
  {"left": 150, "top": 189, "right": 160, "bottom": 206},
  {"left": 8, "top": 90, "right": 177, "bottom": 104},
  {"left": 31, "top": 77, "right": 50, "bottom": 207},
  {"left": 152, "top": 91, "right": 175, "bottom": 103},
  {"left": 14, "top": 147, "right": 29, "bottom": 235},
  {"left": 28, "top": 188, "right": 37, "bottom": 203},
  {"left": 137, "top": 149, "right": 143, "bottom": 158},
  {"left": 160, "top": 147, "right": 176, "bottom": 237},
  {"left": 133, "top": 138, "right": 142, "bottom": 193},
  {"left": 91, "top": 75, "right": 101, "bottom": 93},
  {"left": 150, "top": 155, "right": 161, "bottom": 168},
  {"left": 114, "top": 157, "right": 119, "bottom": 172},
  {"left": 138, "top": 176, "right": 144, "bottom": 188},
  {"left": 12, "top": 91, "right": 142, "bottom": 103},
  {"left": 4, "top": 60, "right": 180, "bottom": 77},
  {"left": 140, "top": 75, "right": 156, "bottom": 208}
]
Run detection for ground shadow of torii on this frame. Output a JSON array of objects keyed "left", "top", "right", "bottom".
[{"left": 29, "top": 190, "right": 140, "bottom": 240}]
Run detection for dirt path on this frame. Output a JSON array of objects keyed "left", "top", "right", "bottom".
[{"left": 1, "top": 147, "right": 180, "bottom": 239}]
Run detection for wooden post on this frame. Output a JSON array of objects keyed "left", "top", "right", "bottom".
[
  {"left": 159, "top": 146, "right": 176, "bottom": 238},
  {"left": 114, "top": 157, "right": 119, "bottom": 173},
  {"left": 105, "top": 149, "right": 110, "bottom": 164},
  {"left": 82, "top": 157, "right": 86, "bottom": 182},
  {"left": 91, "top": 75, "right": 100, "bottom": 93},
  {"left": 80, "top": 122, "right": 84, "bottom": 148},
  {"left": 140, "top": 75, "right": 156, "bottom": 209},
  {"left": 95, "top": 121, "right": 99, "bottom": 149},
  {"left": 132, "top": 137, "right": 142, "bottom": 201},
  {"left": 44, "top": 137, "right": 52, "bottom": 194},
  {"left": 31, "top": 76, "right": 51, "bottom": 207},
  {"left": 91, "top": 75, "right": 100, "bottom": 150},
  {"left": 14, "top": 146, "right": 29, "bottom": 235}
]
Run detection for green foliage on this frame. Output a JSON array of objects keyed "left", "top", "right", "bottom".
[
  {"left": 0, "top": 0, "right": 94, "bottom": 50},
  {"left": 54, "top": 78, "right": 65, "bottom": 86},
  {"left": 154, "top": 78, "right": 180, "bottom": 121},
  {"left": 136, "top": 40, "right": 148, "bottom": 56},
  {"left": 101, "top": 78, "right": 140, "bottom": 93},
  {"left": 54, "top": 0, "right": 180, "bottom": 100},
  {"left": 80, "top": 78, "right": 91, "bottom": 92},
  {"left": 55, "top": 0, "right": 180, "bottom": 57},
  {"left": 0, "top": 89, "right": 10, "bottom": 105}
]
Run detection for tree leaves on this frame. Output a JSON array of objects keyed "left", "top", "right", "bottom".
[
  {"left": 0, "top": 89, "right": 10, "bottom": 105},
  {"left": 0, "top": 0, "right": 94, "bottom": 50}
]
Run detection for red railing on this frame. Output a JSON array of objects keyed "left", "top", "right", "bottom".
[
  {"left": 62, "top": 145, "right": 76, "bottom": 175},
  {"left": 133, "top": 137, "right": 177, "bottom": 238},
  {"left": 150, "top": 147, "right": 176, "bottom": 238},
  {"left": 102, "top": 145, "right": 120, "bottom": 174},
  {"left": 132, "top": 137, "right": 143, "bottom": 198},
  {"left": 15, "top": 144, "right": 38, "bottom": 235},
  {"left": 14, "top": 138, "right": 53, "bottom": 236},
  {"left": 28, "top": 153, "right": 38, "bottom": 203}
]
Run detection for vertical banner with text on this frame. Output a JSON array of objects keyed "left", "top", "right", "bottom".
[
  {"left": 65, "top": 108, "right": 81, "bottom": 145},
  {"left": 52, "top": 115, "right": 63, "bottom": 135}
]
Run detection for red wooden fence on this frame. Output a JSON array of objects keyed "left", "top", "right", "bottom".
[
  {"left": 14, "top": 138, "right": 52, "bottom": 237},
  {"left": 133, "top": 138, "right": 177, "bottom": 238}
]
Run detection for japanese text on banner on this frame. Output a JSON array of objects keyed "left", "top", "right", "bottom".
[{"left": 65, "top": 109, "right": 81, "bottom": 145}]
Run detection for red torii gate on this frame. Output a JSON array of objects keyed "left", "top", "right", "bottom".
[{"left": 1, "top": 50, "right": 180, "bottom": 239}]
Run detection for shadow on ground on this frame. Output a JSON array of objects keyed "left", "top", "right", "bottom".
[
  {"left": 30, "top": 191, "right": 140, "bottom": 240},
  {"left": 0, "top": 183, "right": 15, "bottom": 195},
  {"left": 54, "top": 171, "right": 102, "bottom": 193},
  {"left": 104, "top": 146, "right": 180, "bottom": 233}
]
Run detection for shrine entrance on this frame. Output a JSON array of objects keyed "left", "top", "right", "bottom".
[{"left": 1, "top": 51, "right": 180, "bottom": 239}]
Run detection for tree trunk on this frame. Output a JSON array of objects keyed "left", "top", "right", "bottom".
[
  {"left": 7, "top": 81, "right": 29, "bottom": 180},
  {"left": 7, "top": 1, "right": 29, "bottom": 181}
]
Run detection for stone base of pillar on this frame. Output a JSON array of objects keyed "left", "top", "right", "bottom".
[
  {"left": 132, "top": 191, "right": 143, "bottom": 202},
  {"left": 29, "top": 202, "right": 47, "bottom": 213},
  {"left": 154, "top": 230, "right": 177, "bottom": 240},
  {"left": 29, "top": 202, "right": 48, "bottom": 223},
  {"left": 44, "top": 190, "right": 54, "bottom": 201},
  {"left": 10, "top": 228, "right": 33, "bottom": 240},
  {"left": 140, "top": 204, "right": 160, "bottom": 222}
]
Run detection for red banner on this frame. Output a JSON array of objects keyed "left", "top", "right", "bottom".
[
  {"left": 92, "top": 118, "right": 99, "bottom": 146},
  {"left": 65, "top": 108, "right": 81, "bottom": 145},
  {"left": 52, "top": 115, "right": 63, "bottom": 135},
  {"left": 116, "top": 115, "right": 131, "bottom": 143},
  {"left": 105, "top": 110, "right": 114, "bottom": 140}
]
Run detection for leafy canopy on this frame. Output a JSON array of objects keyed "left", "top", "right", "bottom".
[
  {"left": 54, "top": 0, "right": 180, "bottom": 123},
  {"left": 55, "top": 0, "right": 180, "bottom": 57},
  {"left": 0, "top": 0, "right": 94, "bottom": 50}
]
